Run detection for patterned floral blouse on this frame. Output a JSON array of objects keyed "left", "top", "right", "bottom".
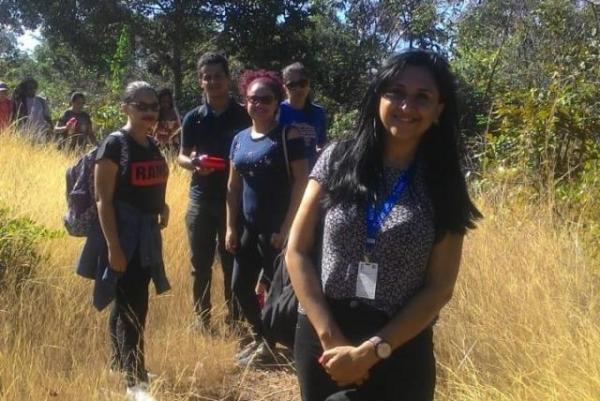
[{"left": 310, "top": 144, "right": 436, "bottom": 316}]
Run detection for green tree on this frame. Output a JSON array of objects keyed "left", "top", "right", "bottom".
[
  {"left": 1, "top": 0, "right": 214, "bottom": 101},
  {"left": 212, "top": 0, "right": 314, "bottom": 69},
  {"left": 454, "top": 0, "right": 600, "bottom": 188}
]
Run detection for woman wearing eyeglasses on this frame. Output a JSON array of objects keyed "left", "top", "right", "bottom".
[
  {"left": 280, "top": 62, "right": 327, "bottom": 167},
  {"left": 226, "top": 69, "right": 309, "bottom": 366},
  {"left": 83, "top": 81, "right": 170, "bottom": 401}
]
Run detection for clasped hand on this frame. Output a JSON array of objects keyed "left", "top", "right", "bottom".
[{"left": 320, "top": 343, "right": 377, "bottom": 387}]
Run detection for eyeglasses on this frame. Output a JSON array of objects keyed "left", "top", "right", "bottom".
[
  {"left": 381, "top": 89, "right": 434, "bottom": 108},
  {"left": 129, "top": 102, "right": 160, "bottom": 112},
  {"left": 247, "top": 95, "right": 275, "bottom": 105},
  {"left": 285, "top": 79, "right": 309, "bottom": 89}
]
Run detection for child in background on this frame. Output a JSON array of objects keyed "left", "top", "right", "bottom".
[
  {"left": 0, "top": 82, "right": 13, "bottom": 131},
  {"left": 55, "top": 92, "right": 97, "bottom": 150}
]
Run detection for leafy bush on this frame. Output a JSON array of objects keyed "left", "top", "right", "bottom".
[
  {"left": 91, "top": 101, "right": 125, "bottom": 137},
  {"left": 328, "top": 109, "right": 358, "bottom": 140},
  {"left": 0, "top": 208, "right": 62, "bottom": 287}
]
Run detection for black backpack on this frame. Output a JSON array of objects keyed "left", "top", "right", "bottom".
[
  {"left": 64, "top": 131, "right": 129, "bottom": 236},
  {"left": 261, "top": 218, "right": 324, "bottom": 349}
]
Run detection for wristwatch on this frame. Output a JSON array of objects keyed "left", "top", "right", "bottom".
[{"left": 368, "top": 336, "right": 392, "bottom": 359}]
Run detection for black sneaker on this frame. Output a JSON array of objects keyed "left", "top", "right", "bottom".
[{"left": 235, "top": 342, "right": 276, "bottom": 368}]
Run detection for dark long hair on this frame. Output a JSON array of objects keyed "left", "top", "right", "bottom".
[
  {"left": 12, "top": 78, "right": 38, "bottom": 121},
  {"left": 282, "top": 62, "right": 313, "bottom": 117},
  {"left": 323, "top": 49, "right": 481, "bottom": 236},
  {"left": 157, "top": 87, "right": 174, "bottom": 121}
]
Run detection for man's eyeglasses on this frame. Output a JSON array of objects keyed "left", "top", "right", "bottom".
[
  {"left": 129, "top": 102, "right": 160, "bottom": 112},
  {"left": 285, "top": 79, "right": 309, "bottom": 89},
  {"left": 247, "top": 95, "right": 275, "bottom": 105}
]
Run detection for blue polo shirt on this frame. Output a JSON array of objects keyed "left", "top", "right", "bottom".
[
  {"left": 181, "top": 100, "right": 251, "bottom": 201},
  {"left": 278, "top": 100, "right": 327, "bottom": 167}
]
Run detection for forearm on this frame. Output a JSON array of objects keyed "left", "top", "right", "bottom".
[
  {"left": 378, "top": 285, "right": 452, "bottom": 350},
  {"left": 226, "top": 187, "right": 241, "bottom": 230},
  {"left": 54, "top": 125, "right": 68, "bottom": 135},
  {"left": 97, "top": 200, "right": 121, "bottom": 250},
  {"left": 281, "top": 177, "right": 308, "bottom": 234},
  {"left": 286, "top": 249, "right": 343, "bottom": 347}
]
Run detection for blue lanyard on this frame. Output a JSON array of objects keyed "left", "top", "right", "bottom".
[{"left": 365, "top": 169, "right": 411, "bottom": 258}]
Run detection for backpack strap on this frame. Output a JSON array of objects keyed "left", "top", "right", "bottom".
[
  {"left": 281, "top": 125, "right": 292, "bottom": 181},
  {"left": 109, "top": 130, "right": 130, "bottom": 176}
]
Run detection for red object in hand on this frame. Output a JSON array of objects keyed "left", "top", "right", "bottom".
[
  {"left": 256, "top": 291, "right": 265, "bottom": 309},
  {"left": 192, "top": 155, "right": 227, "bottom": 170},
  {"left": 66, "top": 117, "right": 78, "bottom": 127}
]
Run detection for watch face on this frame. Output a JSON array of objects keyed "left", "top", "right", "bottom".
[{"left": 377, "top": 342, "right": 392, "bottom": 359}]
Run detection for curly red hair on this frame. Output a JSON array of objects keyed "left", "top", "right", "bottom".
[{"left": 238, "top": 69, "right": 285, "bottom": 103}]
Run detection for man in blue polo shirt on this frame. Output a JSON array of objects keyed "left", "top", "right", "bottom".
[{"left": 177, "top": 52, "right": 251, "bottom": 329}]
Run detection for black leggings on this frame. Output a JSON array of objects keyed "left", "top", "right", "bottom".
[
  {"left": 231, "top": 225, "right": 278, "bottom": 341},
  {"left": 109, "top": 251, "right": 151, "bottom": 386},
  {"left": 294, "top": 299, "right": 436, "bottom": 401}
]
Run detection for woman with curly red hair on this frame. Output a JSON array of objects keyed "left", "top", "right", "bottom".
[{"left": 226, "top": 70, "right": 309, "bottom": 365}]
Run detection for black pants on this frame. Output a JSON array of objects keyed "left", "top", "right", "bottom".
[
  {"left": 109, "top": 252, "right": 151, "bottom": 387},
  {"left": 231, "top": 225, "right": 278, "bottom": 340},
  {"left": 185, "top": 198, "right": 234, "bottom": 325},
  {"left": 294, "top": 299, "right": 436, "bottom": 401}
]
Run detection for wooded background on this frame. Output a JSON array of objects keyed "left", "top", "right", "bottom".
[{"left": 2, "top": 0, "right": 600, "bottom": 227}]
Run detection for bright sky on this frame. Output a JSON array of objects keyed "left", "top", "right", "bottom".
[{"left": 17, "top": 28, "right": 41, "bottom": 53}]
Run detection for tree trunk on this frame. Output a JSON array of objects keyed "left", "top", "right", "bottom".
[{"left": 172, "top": 44, "right": 183, "bottom": 102}]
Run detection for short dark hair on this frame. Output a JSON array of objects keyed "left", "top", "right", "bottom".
[
  {"left": 70, "top": 91, "right": 85, "bottom": 103},
  {"left": 197, "top": 52, "right": 229, "bottom": 77}
]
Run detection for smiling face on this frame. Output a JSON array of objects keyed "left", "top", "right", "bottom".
[
  {"left": 246, "top": 80, "right": 278, "bottom": 126},
  {"left": 123, "top": 89, "right": 159, "bottom": 131},
  {"left": 199, "top": 63, "right": 229, "bottom": 99},
  {"left": 378, "top": 65, "right": 444, "bottom": 145}
]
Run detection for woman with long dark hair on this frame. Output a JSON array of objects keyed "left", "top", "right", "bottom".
[
  {"left": 226, "top": 69, "right": 309, "bottom": 366},
  {"left": 280, "top": 62, "right": 327, "bottom": 167},
  {"left": 153, "top": 88, "right": 181, "bottom": 152},
  {"left": 12, "top": 77, "right": 52, "bottom": 140},
  {"left": 286, "top": 49, "right": 482, "bottom": 401}
]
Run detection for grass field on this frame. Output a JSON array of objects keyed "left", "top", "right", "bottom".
[{"left": 0, "top": 131, "right": 598, "bottom": 400}]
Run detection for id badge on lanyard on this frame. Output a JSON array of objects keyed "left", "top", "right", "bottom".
[{"left": 355, "top": 169, "right": 410, "bottom": 300}]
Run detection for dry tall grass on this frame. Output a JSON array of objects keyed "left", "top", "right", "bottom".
[{"left": 0, "top": 131, "right": 598, "bottom": 401}]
